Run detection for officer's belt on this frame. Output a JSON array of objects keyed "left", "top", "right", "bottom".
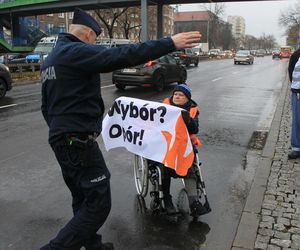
[
  {"left": 52, "top": 133, "right": 96, "bottom": 147},
  {"left": 65, "top": 133, "right": 96, "bottom": 147}
]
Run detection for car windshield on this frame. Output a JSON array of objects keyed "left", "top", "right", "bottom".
[
  {"left": 34, "top": 43, "right": 55, "bottom": 54},
  {"left": 156, "top": 55, "right": 168, "bottom": 63},
  {"left": 237, "top": 50, "right": 250, "bottom": 55}
]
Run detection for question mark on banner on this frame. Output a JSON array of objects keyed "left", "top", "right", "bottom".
[{"left": 157, "top": 106, "right": 167, "bottom": 123}]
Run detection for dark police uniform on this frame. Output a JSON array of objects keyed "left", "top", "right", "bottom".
[{"left": 40, "top": 23, "right": 176, "bottom": 250}]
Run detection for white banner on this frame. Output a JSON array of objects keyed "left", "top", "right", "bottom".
[{"left": 101, "top": 97, "right": 194, "bottom": 176}]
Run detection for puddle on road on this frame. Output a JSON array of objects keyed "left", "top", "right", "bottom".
[{"left": 200, "top": 127, "right": 243, "bottom": 147}]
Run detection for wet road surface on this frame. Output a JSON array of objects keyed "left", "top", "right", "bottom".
[{"left": 0, "top": 57, "right": 289, "bottom": 250}]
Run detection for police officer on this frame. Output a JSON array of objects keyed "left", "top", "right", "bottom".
[{"left": 40, "top": 7, "right": 201, "bottom": 250}]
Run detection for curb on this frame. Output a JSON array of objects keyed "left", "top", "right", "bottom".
[{"left": 231, "top": 78, "right": 290, "bottom": 249}]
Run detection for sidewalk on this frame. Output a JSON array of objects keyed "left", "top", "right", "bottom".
[{"left": 232, "top": 78, "right": 300, "bottom": 249}]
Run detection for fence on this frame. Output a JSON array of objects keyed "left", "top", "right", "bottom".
[{"left": 8, "top": 63, "right": 40, "bottom": 82}]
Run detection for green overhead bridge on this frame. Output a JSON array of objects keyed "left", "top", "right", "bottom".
[{"left": 0, "top": 0, "right": 269, "bottom": 53}]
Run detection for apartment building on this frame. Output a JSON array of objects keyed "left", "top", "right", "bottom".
[{"left": 227, "top": 16, "right": 245, "bottom": 44}]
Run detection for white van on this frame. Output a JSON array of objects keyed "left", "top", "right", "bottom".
[
  {"left": 208, "top": 49, "right": 221, "bottom": 58},
  {"left": 191, "top": 45, "right": 205, "bottom": 56},
  {"left": 26, "top": 36, "right": 57, "bottom": 63}
]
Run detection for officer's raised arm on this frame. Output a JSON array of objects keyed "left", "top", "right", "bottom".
[{"left": 72, "top": 31, "right": 201, "bottom": 73}]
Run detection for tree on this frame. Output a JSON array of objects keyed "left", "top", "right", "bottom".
[
  {"left": 243, "top": 33, "right": 276, "bottom": 50},
  {"left": 218, "top": 22, "right": 234, "bottom": 50},
  {"left": 198, "top": 3, "right": 235, "bottom": 50},
  {"left": 203, "top": 3, "right": 226, "bottom": 49},
  {"left": 116, "top": 7, "right": 141, "bottom": 40},
  {"left": 244, "top": 35, "right": 257, "bottom": 50},
  {"left": 279, "top": 1, "right": 300, "bottom": 45},
  {"left": 94, "top": 8, "right": 128, "bottom": 39}
]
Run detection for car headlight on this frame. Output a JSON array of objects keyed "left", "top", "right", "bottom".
[
  {"left": 0, "top": 64, "right": 9, "bottom": 72},
  {"left": 3, "top": 65, "right": 9, "bottom": 72}
]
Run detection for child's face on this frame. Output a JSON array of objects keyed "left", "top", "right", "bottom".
[{"left": 173, "top": 91, "right": 189, "bottom": 106}]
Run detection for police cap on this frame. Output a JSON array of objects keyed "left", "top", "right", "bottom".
[{"left": 72, "top": 8, "right": 102, "bottom": 36}]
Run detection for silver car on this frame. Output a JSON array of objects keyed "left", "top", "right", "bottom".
[{"left": 234, "top": 50, "right": 254, "bottom": 65}]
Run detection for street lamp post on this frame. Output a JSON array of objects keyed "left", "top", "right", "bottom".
[{"left": 207, "top": 20, "right": 209, "bottom": 50}]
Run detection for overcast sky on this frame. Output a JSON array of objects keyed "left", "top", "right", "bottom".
[{"left": 176, "top": 0, "right": 299, "bottom": 45}]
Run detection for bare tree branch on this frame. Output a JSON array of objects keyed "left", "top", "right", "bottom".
[
  {"left": 94, "top": 7, "right": 128, "bottom": 38},
  {"left": 116, "top": 7, "right": 141, "bottom": 39}
]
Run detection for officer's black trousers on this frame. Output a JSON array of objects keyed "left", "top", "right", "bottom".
[{"left": 43, "top": 140, "right": 111, "bottom": 250}]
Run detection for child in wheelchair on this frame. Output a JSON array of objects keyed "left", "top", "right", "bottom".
[{"left": 160, "top": 83, "right": 205, "bottom": 217}]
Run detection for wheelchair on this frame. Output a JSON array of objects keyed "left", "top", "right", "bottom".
[{"left": 133, "top": 147, "right": 211, "bottom": 221}]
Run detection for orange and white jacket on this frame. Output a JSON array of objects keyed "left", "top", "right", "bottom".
[{"left": 163, "top": 97, "right": 201, "bottom": 148}]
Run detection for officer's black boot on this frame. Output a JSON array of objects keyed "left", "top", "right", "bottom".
[
  {"left": 85, "top": 242, "right": 114, "bottom": 250},
  {"left": 84, "top": 234, "right": 114, "bottom": 250},
  {"left": 99, "top": 242, "right": 114, "bottom": 250}
]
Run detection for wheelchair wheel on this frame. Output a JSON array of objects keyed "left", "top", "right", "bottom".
[{"left": 134, "top": 155, "right": 149, "bottom": 197}]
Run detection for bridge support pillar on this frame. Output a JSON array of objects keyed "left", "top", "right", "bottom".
[
  {"left": 141, "top": 0, "right": 148, "bottom": 42},
  {"left": 157, "top": 3, "right": 163, "bottom": 39},
  {"left": 11, "top": 16, "right": 20, "bottom": 45}
]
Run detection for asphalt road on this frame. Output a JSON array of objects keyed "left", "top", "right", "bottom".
[{"left": 0, "top": 56, "right": 289, "bottom": 250}]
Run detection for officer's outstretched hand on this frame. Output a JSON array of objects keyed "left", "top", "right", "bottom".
[{"left": 171, "top": 31, "right": 201, "bottom": 49}]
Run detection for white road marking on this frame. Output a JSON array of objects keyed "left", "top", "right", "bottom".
[
  {"left": 0, "top": 84, "right": 114, "bottom": 110},
  {"left": 212, "top": 77, "right": 222, "bottom": 82},
  {"left": 101, "top": 84, "right": 115, "bottom": 89},
  {"left": 0, "top": 151, "right": 25, "bottom": 164},
  {"left": 0, "top": 103, "right": 17, "bottom": 109}
]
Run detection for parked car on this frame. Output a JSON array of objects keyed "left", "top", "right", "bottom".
[
  {"left": 171, "top": 48, "right": 199, "bottom": 67},
  {"left": 256, "top": 49, "right": 265, "bottom": 57},
  {"left": 112, "top": 54, "right": 187, "bottom": 92},
  {"left": 0, "top": 63, "right": 12, "bottom": 98},
  {"left": 0, "top": 53, "right": 27, "bottom": 65},
  {"left": 3, "top": 53, "right": 32, "bottom": 72},
  {"left": 272, "top": 50, "right": 281, "bottom": 59},
  {"left": 234, "top": 50, "right": 254, "bottom": 65}
]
